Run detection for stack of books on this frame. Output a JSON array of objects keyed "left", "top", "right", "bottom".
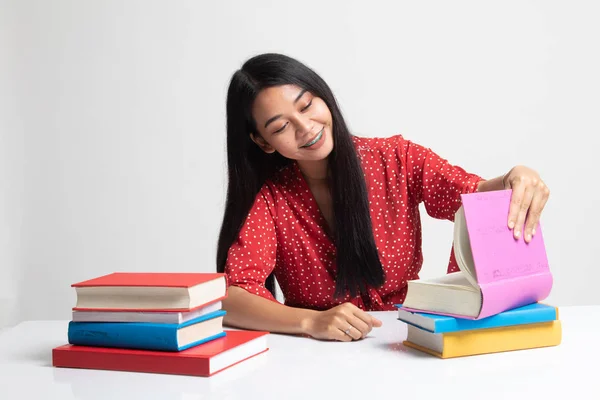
[
  {"left": 52, "top": 272, "right": 269, "bottom": 376},
  {"left": 396, "top": 189, "right": 562, "bottom": 358}
]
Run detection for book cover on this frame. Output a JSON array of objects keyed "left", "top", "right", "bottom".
[
  {"left": 461, "top": 190, "right": 553, "bottom": 318},
  {"left": 72, "top": 272, "right": 225, "bottom": 288},
  {"left": 402, "top": 190, "right": 553, "bottom": 319},
  {"left": 53, "top": 330, "right": 269, "bottom": 377},
  {"left": 396, "top": 303, "right": 558, "bottom": 333},
  {"left": 68, "top": 310, "right": 226, "bottom": 351},
  {"left": 71, "top": 272, "right": 227, "bottom": 312},
  {"left": 403, "top": 320, "right": 562, "bottom": 359}
]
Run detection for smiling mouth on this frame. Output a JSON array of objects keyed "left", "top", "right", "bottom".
[{"left": 300, "top": 128, "right": 324, "bottom": 148}]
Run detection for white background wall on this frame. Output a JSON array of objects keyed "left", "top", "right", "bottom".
[{"left": 1, "top": 0, "right": 598, "bottom": 328}]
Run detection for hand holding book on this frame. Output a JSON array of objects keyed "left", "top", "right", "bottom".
[
  {"left": 402, "top": 189, "right": 553, "bottom": 319},
  {"left": 477, "top": 165, "right": 550, "bottom": 243},
  {"left": 502, "top": 165, "right": 550, "bottom": 243}
]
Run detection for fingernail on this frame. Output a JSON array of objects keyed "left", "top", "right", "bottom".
[
  {"left": 526, "top": 233, "right": 531, "bottom": 242},
  {"left": 508, "top": 221, "right": 515, "bottom": 229},
  {"left": 532, "top": 228, "right": 536, "bottom": 235},
  {"left": 514, "top": 230, "right": 520, "bottom": 238}
]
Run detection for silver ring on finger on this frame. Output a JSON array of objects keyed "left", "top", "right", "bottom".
[{"left": 344, "top": 325, "right": 352, "bottom": 336}]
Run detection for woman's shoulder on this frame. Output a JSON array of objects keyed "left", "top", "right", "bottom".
[
  {"left": 351, "top": 133, "right": 411, "bottom": 160},
  {"left": 352, "top": 133, "right": 409, "bottom": 148}
]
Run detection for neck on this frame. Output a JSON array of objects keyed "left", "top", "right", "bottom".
[{"left": 297, "top": 159, "right": 329, "bottom": 182}]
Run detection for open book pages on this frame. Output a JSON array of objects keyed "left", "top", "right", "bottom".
[
  {"left": 403, "top": 271, "right": 482, "bottom": 318},
  {"left": 402, "top": 205, "right": 484, "bottom": 318},
  {"left": 453, "top": 206, "right": 479, "bottom": 288},
  {"left": 402, "top": 189, "right": 552, "bottom": 319}
]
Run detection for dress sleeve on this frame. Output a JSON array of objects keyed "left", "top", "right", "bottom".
[
  {"left": 224, "top": 188, "right": 279, "bottom": 302},
  {"left": 399, "top": 136, "right": 484, "bottom": 221},
  {"left": 396, "top": 135, "right": 485, "bottom": 274}
]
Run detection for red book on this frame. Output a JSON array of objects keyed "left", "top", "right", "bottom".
[
  {"left": 71, "top": 272, "right": 227, "bottom": 312},
  {"left": 52, "top": 330, "right": 269, "bottom": 377}
]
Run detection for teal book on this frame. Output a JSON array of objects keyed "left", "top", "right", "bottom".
[
  {"left": 68, "top": 310, "right": 226, "bottom": 351},
  {"left": 395, "top": 303, "right": 558, "bottom": 333}
]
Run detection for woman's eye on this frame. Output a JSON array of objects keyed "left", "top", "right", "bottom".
[
  {"left": 274, "top": 122, "right": 288, "bottom": 134},
  {"left": 301, "top": 100, "right": 312, "bottom": 112}
]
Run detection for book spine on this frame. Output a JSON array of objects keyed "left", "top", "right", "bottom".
[
  {"left": 478, "top": 272, "right": 553, "bottom": 319},
  {"left": 68, "top": 321, "right": 179, "bottom": 351},
  {"left": 52, "top": 347, "right": 211, "bottom": 376},
  {"left": 435, "top": 305, "right": 557, "bottom": 332},
  {"left": 442, "top": 320, "right": 562, "bottom": 358}
]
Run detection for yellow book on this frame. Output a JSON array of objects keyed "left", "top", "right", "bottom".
[{"left": 403, "top": 320, "right": 562, "bottom": 358}]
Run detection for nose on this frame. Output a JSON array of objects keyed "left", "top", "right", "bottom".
[{"left": 294, "top": 114, "right": 313, "bottom": 136}]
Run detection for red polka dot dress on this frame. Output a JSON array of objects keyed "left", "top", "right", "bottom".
[{"left": 224, "top": 134, "right": 484, "bottom": 311}]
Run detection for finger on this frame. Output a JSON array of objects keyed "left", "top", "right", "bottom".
[
  {"left": 346, "top": 314, "right": 371, "bottom": 338},
  {"left": 507, "top": 179, "right": 526, "bottom": 231},
  {"left": 331, "top": 322, "right": 353, "bottom": 342},
  {"left": 514, "top": 184, "right": 535, "bottom": 240},
  {"left": 351, "top": 308, "right": 382, "bottom": 330},
  {"left": 344, "top": 323, "right": 363, "bottom": 341},
  {"left": 524, "top": 183, "right": 549, "bottom": 242},
  {"left": 334, "top": 310, "right": 363, "bottom": 340}
]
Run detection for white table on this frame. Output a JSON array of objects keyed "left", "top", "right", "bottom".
[{"left": 1, "top": 306, "right": 598, "bottom": 400}]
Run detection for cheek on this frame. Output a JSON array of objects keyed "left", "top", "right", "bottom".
[
  {"left": 314, "top": 102, "right": 332, "bottom": 123},
  {"left": 269, "top": 136, "right": 297, "bottom": 154}
]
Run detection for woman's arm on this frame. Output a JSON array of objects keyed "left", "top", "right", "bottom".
[
  {"left": 476, "top": 174, "right": 506, "bottom": 192},
  {"left": 222, "top": 286, "right": 315, "bottom": 334},
  {"left": 397, "top": 137, "right": 549, "bottom": 244},
  {"left": 222, "top": 286, "right": 382, "bottom": 342},
  {"left": 221, "top": 189, "right": 382, "bottom": 342}
]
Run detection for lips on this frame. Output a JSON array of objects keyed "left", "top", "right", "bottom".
[{"left": 300, "top": 127, "right": 325, "bottom": 148}]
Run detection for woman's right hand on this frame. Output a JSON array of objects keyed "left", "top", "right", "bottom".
[{"left": 302, "top": 302, "right": 383, "bottom": 342}]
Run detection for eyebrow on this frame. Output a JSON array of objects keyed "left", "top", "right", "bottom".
[{"left": 263, "top": 89, "right": 308, "bottom": 129}]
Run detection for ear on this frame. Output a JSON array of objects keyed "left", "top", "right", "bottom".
[{"left": 250, "top": 133, "right": 276, "bottom": 154}]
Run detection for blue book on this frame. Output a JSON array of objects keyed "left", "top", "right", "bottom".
[
  {"left": 68, "top": 309, "right": 226, "bottom": 351},
  {"left": 395, "top": 303, "right": 557, "bottom": 333}
]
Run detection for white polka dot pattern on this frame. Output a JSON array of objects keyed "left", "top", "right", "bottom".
[{"left": 224, "top": 134, "right": 483, "bottom": 311}]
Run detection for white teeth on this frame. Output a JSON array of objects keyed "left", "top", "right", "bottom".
[{"left": 302, "top": 128, "right": 324, "bottom": 148}]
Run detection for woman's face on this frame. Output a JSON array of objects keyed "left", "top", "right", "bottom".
[{"left": 250, "top": 84, "right": 334, "bottom": 162}]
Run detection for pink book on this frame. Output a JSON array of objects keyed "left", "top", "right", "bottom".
[{"left": 401, "top": 189, "right": 553, "bottom": 319}]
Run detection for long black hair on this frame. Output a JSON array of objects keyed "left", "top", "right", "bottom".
[{"left": 216, "top": 53, "right": 385, "bottom": 301}]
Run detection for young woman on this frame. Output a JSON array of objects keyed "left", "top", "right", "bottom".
[{"left": 216, "top": 53, "right": 550, "bottom": 342}]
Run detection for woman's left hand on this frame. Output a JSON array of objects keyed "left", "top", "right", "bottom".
[{"left": 503, "top": 165, "right": 550, "bottom": 243}]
